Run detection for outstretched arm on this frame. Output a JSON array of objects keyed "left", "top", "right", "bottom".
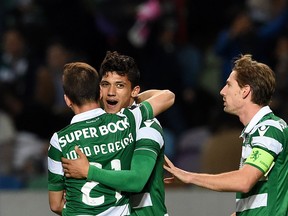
[
  {"left": 88, "top": 153, "right": 156, "bottom": 192},
  {"left": 62, "top": 146, "right": 157, "bottom": 192},
  {"left": 164, "top": 155, "right": 263, "bottom": 193},
  {"left": 137, "top": 89, "right": 175, "bottom": 116}
]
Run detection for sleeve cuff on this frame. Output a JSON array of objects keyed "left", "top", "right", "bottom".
[{"left": 87, "top": 165, "right": 98, "bottom": 181}]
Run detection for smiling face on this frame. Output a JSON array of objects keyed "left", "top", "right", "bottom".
[
  {"left": 100, "top": 72, "right": 140, "bottom": 113},
  {"left": 220, "top": 70, "right": 245, "bottom": 116}
]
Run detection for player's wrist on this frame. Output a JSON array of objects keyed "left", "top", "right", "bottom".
[{"left": 83, "top": 164, "right": 89, "bottom": 178}]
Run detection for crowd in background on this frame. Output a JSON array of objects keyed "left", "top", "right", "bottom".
[{"left": 0, "top": 0, "right": 288, "bottom": 189}]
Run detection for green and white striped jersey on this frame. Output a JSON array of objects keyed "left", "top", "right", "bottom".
[
  {"left": 130, "top": 118, "right": 168, "bottom": 216},
  {"left": 48, "top": 102, "right": 153, "bottom": 216},
  {"left": 236, "top": 106, "right": 288, "bottom": 216}
]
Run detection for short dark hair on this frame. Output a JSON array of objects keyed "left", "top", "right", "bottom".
[
  {"left": 99, "top": 51, "right": 140, "bottom": 88},
  {"left": 63, "top": 62, "right": 100, "bottom": 106}
]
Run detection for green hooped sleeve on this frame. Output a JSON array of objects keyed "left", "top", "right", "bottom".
[
  {"left": 87, "top": 152, "right": 157, "bottom": 192},
  {"left": 141, "top": 101, "right": 154, "bottom": 119}
]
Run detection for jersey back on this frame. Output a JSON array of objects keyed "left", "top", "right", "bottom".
[{"left": 48, "top": 103, "right": 153, "bottom": 216}]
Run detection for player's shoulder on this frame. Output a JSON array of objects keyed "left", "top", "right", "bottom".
[
  {"left": 256, "top": 117, "right": 288, "bottom": 132},
  {"left": 141, "top": 118, "right": 163, "bottom": 131},
  {"left": 115, "top": 104, "right": 141, "bottom": 115}
]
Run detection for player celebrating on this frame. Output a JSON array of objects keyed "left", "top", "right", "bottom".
[
  {"left": 62, "top": 51, "right": 169, "bottom": 215},
  {"left": 164, "top": 54, "right": 288, "bottom": 216},
  {"left": 48, "top": 62, "right": 174, "bottom": 215}
]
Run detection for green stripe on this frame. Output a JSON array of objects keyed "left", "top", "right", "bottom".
[{"left": 48, "top": 145, "right": 62, "bottom": 161}]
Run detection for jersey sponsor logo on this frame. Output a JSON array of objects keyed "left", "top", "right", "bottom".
[
  {"left": 99, "top": 118, "right": 129, "bottom": 135},
  {"left": 258, "top": 125, "right": 269, "bottom": 136},
  {"left": 59, "top": 127, "right": 98, "bottom": 147},
  {"left": 59, "top": 118, "right": 130, "bottom": 147}
]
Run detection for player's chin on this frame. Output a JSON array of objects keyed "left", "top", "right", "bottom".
[
  {"left": 105, "top": 104, "right": 120, "bottom": 114},
  {"left": 223, "top": 106, "right": 234, "bottom": 115}
]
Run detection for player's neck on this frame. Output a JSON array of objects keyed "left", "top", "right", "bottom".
[
  {"left": 73, "top": 102, "right": 101, "bottom": 114},
  {"left": 238, "top": 103, "right": 262, "bottom": 126}
]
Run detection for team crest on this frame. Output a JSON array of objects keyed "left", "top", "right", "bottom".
[{"left": 250, "top": 149, "right": 261, "bottom": 162}]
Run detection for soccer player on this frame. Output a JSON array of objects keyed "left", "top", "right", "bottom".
[
  {"left": 62, "top": 51, "right": 169, "bottom": 215},
  {"left": 164, "top": 54, "right": 288, "bottom": 216},
  {"left": 48, "top": 62, "right": 174, "bottom": 215}
]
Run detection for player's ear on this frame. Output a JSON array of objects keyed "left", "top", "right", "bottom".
[
  {"left": 100, "top": 88, "right": 103, "bottom": 100},
  {"left": 242, "top": 85, "right": 251, "bottom": 99},
  {"left": 64, "top": 94, "right": 72, "bottom": 108},
  {"left": 131, "top": 85, "right": 140, "bottom": 97}
]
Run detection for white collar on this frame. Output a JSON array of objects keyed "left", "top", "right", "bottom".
[
  {"left": 70, "top": 108, "right": 106, "bottom": 124},
  {"left": 241, "top": 106, "right": 272, "bottom": 136}
]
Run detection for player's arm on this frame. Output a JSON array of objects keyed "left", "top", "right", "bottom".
[
  {"left": 49, "top": 190, "right": 65, "bottom": 215},
  {"left": 48, "top": 133, "right": 65, "bottom": 215},
  {"left": 89, "top": 151, "right": 156, "bottom": 192},
  {"left": 137, "top": 89, "right": 175, "bottom": 116},
  {"left": 164, "top": 155, "right": 265, "bottom": 193},
  {"left": 62, "top": 146, "right": 157, "bottom": 192}
]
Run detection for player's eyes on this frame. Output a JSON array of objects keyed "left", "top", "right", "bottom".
[
  {"left": 100, "top": 83, "right": 109, "bottom": 87},
  {"left": 116, "top": 84, "right": 125, "bottom": 88}
]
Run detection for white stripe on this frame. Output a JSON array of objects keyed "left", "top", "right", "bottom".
[
  {"left": 95, "top": 204, "right": 130, "bottom": 216},
  {"left": 48, "top": 157, "right": 64, "bottom": 175},
  {"left": 252, "top": 136, "right": 283, "bottom": 154},
  {"left": 76, "top": 204, "right": 130, "bottom": 216},
  {"left": 137, "top": 127, "right": 164, "bottom": 148},
  {"left": 63, "top": 203, "right": 130, "bottom": 216},
  {"left": 126, "top": 105, "right": 143, "bottom": 133},
  {"left": 134, "top": 148, "right": 157, "bottom": 156},
  {"left": 50, "top": 133, "right": 62, "bottom": 152},
  {"left": 236, "top": 193, "right": 267, "bottom": 212},
  {"left": 242, "top": 145, "right": 253, "bottom": 159},
  {"left": 252, "top": 120, "right": 283, "bottom": 133}
]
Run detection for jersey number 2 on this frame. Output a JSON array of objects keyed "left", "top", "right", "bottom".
[{"left": 81, "top": 159, "right": 122, "bottom": 206}]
